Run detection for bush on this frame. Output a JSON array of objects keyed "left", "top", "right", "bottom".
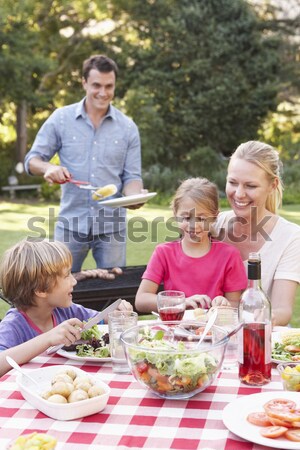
[{"left": 282, "top": 161, "right": 300, "bottom": 205}]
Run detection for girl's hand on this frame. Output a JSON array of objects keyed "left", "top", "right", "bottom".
[
  {"left": 186, "top": 295, "right": 212, "bottom": 309},
  {"left": 47, "top": 318, "right": 83, "bottom": 347},
  {"left": 117, "top": 299, "right": 133, "bottom": 312},
  {"left": 211, "top": 296, "right": 231, "bottom": 307}
]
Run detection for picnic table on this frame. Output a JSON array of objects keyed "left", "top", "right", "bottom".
[{"left": 0, "top": 352, "right": 285, "bottom": 450}]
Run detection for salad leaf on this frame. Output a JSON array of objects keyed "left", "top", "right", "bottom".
[
  {"left": 76, "top": 344, "right": 95, "bottom": 357},
  {"left": 153, "top": 330, "right": 164, "bottom": 340},
  {"left": 81, "top": 324, "right": 101, "bottom": 340},
  {"left": 175, "top": 353, "right": 217, "bottom": 377},
  {"left": 94, "top": 346, "right": 110, "bottom": 358},
  {"left": 272, "top": 342, "right": 294, "bottom": 362}
]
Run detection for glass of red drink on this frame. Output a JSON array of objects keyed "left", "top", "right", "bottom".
[{"left": 157, "top": 290, "right": 186, "bottom": 321}]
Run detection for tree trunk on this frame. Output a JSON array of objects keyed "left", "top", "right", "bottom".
[{"left": 16, "top": 100, "right": 27, "bottom": 162}]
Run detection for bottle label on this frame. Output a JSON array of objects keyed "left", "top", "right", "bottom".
[{"left": 237, "top": 325, "right": 244, "bottom": 364}]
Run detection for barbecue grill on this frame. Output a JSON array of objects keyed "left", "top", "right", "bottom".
[{"left": 72, "top": 265, "right": 156, "bottom": 312}]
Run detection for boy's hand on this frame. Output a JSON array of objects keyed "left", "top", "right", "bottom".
[{"left": 47, "top": 318, "right": 83, "bottom": 347}]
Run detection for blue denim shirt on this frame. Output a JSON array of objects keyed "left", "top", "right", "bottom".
[{"left": 25, "top": 99, "right": 142, "bottom": 235}]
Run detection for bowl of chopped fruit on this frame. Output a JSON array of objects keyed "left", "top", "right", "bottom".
[{"left": 277, "top": 362, "right": 300, "bottom": 391}]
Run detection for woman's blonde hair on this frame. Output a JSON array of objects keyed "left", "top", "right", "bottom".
[
  {"left": 0, "top": 239, "right": 72, "bottom": 310},
  {"left": 171, "top": 177, "right": 219, "bottom": 218},
  {"left": 230, "top": 140, "right": 283, "bottom": 213}
]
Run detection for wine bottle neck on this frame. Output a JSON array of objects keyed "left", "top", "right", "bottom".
[
  {"left": 247, "top": 279, "right": 262, "bottom": 290},
  {"left": 247, "top": 260, "right": 261, "bottom": 280}
]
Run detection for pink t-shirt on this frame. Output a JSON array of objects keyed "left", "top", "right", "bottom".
[{"left": 142, "top": 240, "right": 247, "bottom": 298}]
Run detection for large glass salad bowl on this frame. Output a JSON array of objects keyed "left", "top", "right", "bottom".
[{"left": 121, "top": 321, "right": 228, "bottom": 399}]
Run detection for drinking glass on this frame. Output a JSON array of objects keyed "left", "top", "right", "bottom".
[
  {"left": 157, "top": 290, "right": 186, "bottom": 321},
  {"left": 214, "top": 306, "right": 239, "bottom": 370},
  {"left": 108, "top": 310, "right": 138, "bottom": 373}
]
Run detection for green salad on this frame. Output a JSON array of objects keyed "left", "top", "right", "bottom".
[
  {"left": 272, "top": 330, "right": 300, "bottom": 362},
  {"left": 128, "top": 328, "right": 219, "bottom": 395},
  {"left": 75, "top": 324, "right": 110, "bottom": 358},
  {"left": 272, "top": 342, "right": 294, "bottom": 362}
]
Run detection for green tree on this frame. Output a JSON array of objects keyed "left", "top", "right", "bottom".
[
  {"left": 108, "top": 0, "right": 283, "bottom": 190},
  {"left": 0, "top": 0, "right": 110, "bottom": 164}
]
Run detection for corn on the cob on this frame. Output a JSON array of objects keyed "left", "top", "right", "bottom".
[
  {"left": 281, "top": 329, "right": 300, "bottom": 346},
  {"left": 92, "top": 184, "right": 117, "bottom": 201}
]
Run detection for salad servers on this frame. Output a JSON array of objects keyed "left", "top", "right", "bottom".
[
  {"left": 46, "top": 298, "right": 122, "bottom": 355},
  {"left": 217, "top": 321, "right": 243, "bottom": 346},
  {"left": 6, "top": 356, "right": 40, "bottom": 390},
  {"left": 196, "top": 307, "right": 218, "bottom": 347}
]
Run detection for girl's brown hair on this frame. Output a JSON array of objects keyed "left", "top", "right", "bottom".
[
  {"left": 0, "top": 239, "right": 72, "bottom": 310},
  {"left": 171, "top": 177, "right": 219, "bottom": 218}
]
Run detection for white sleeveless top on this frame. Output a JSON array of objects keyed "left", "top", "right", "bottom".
[{"left": 214, "top": 211, "right": 300, "bottom": 299}]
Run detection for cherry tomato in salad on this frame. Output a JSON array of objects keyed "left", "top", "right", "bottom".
[
  {"left": 247, "top": 412, "right": 272, "bottom": 427},
  {"left": 260, "top": 426, "right": 288, "bottom": 439},
  {"left": 136, "top": 362, "right": 149, "bottom": 374}
]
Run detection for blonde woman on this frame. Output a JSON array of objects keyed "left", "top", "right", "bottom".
[
  {"left": 215, "top": 141, "right": 300, "bottom": 326},
  {"left": 135, "top": 177, "right": 247, "bottom": 314}
]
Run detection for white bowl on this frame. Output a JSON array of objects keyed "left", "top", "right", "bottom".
[{"left": 16, "top": 365, "right": 110, "bottom": 420}]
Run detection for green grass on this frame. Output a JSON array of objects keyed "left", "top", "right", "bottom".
[{"left": 0, "top": 201, "right": 299, "bottom": 325}]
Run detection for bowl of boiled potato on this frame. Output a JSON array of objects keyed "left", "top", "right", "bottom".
[{"left": 16, "top": 365, "right": 110, "bottom": 420}]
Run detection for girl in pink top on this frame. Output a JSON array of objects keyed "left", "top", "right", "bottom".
[{"left": 135, "top": 177, "right": 247, "bottom": 314}]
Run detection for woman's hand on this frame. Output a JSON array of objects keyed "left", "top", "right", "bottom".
[
  {"left": 186, "top": 295, "right": 212, "bottom": 309},
  {"left": 47, "top": 318, "right": 83, "bottom": 347}
]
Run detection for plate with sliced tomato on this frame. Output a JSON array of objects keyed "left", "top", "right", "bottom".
[{"left": 222, "top": 392, "right": 300, "bottom": 449}]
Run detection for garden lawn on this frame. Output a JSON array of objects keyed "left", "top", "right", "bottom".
[{"left": 0, "top": 201, "right": 299, "bottom": 326}]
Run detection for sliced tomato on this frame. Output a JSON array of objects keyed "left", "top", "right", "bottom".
[
  {"left": 267, "top": 409, "right": 300, "bottom": 423},
  {"left": 285, "top": 429, "right": 300, "bottom": 442},
  {"left": 269, "top": 416, "right": 293, "bottom": 428},
  {"left": 247, "top": 412, "right": 272, "bottom": 427},
  {"left": 264, "top": 398, "right": 296, "bottom": 417},
  {"left": 260, "top": 426, "right": 288, "bottom": 438}
]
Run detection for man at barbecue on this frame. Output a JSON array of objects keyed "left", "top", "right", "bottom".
[{"left": 25, "top": 55, "right": 145, "bottom": 279}]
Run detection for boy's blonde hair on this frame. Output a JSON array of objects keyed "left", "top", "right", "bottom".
[
  {"left": 0, "top": 239, "right": 72, "bottom": 310},
  {"left": 230, "top": 140, "right": 283, "bottom": 213},
  {"left": 171, "top": 177, "right": 219, "bottom": 218}
]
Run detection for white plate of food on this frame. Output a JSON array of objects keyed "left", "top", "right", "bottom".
[
  {"left": 272, "top": 328, "right": 300, "bottom": 364},
  {"left": 57, "top": 324, "right": 111, "bottom": 363},
  {"left": 223, "top": 391, "right": 300, "bottom": 449},
  {"left": 56, "top": 348, "right": 111, "bottom": 363},
  {"left": 98, "top": 192, "right": 157, "bottom": 207}
]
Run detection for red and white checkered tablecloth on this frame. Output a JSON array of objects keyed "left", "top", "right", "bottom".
[{"left": 0, "top": 353, "right": 283, "bottom": 450}]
